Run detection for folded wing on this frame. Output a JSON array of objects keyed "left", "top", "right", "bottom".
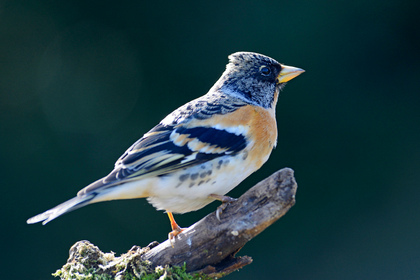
[{"left": 78, "top": 122, "right": 247, "bottom": 196}]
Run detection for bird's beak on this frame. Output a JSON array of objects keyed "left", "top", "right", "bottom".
[{"left": 277, "top": 65, "right": 305, "bottom": 83}]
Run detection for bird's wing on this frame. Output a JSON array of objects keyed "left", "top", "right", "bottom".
[
  {"left": 78, "top": 104, "right": 248, "bottom": 196},
  {"left": 119, "top": 123, "right": 247, "bottom": 176}
]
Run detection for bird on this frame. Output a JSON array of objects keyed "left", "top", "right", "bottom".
[{"left": 27, "top": 51, "right": 304, "bottom": 242}]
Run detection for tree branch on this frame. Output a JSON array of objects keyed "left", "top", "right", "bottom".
[{"left": 55, "top": 168, "right": 297, "bottom": 279}]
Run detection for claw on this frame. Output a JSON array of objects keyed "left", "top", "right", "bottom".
[
  {"left": 168, "top": 227, "right": 184, "bottom": 248},
  {"left": 216, "top": 206, "right": 223, "bottom": 221},
  {"left": 209, "top": 194, "right": 237, "bottom": 221},
  {"left": 215, "top": 202, "right": 228, "bottom": 221}
]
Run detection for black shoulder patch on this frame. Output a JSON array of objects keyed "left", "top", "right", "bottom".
[{"left": 175, "top": 126, "right": 246, "bottom": 154}]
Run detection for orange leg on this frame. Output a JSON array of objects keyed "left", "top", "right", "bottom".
[{"left": 167, "top": 211, "right": 184, "bottom": 247}]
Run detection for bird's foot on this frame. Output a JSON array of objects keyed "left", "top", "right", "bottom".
[
  {"left": 168, "top": 224, "right": 185, "bottom": 248},
  {"left": 166, "top": 211, "right": 185, "bottom": 247},
  {"left": 209, "top": 194, "right": 237, "bottom": 221}
]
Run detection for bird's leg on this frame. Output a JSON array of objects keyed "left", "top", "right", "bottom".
[
  {"left": 209, "top": 194, "right": 237, "bottom": 221},
  {"left": 167, "top": 211, "right": 184, "bottom": 247}
]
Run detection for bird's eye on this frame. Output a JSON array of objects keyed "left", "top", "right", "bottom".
[{"left": 259, "top": 66, "right": 271, "bottom": 76}]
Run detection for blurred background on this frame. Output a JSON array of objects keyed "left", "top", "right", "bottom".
[{"left": 1, "top": 0, "right": 419, "bottom": 279}]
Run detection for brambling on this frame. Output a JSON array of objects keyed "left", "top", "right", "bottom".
[{"left": 27, "top": 52, "right": 304, "bottom": 242}]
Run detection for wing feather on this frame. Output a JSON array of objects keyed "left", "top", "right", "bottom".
[{"left": 78, "top": 122, "right": 247, "bottom": 196}]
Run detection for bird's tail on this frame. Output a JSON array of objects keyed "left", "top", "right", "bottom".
[{"left": 26, "top": 193, "right": 98, "bottom": 225}]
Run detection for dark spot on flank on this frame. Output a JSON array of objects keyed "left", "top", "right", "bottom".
[
  {"left": 179, "top": 174, "right": 189, "bottom": 182},
  {"left": 191, "top": 173, "right": 199, "bottom": 180},
  {"left": 207, "top": 170, "right": 212, "bottom": 176},
  {"left": 242, "top": 152, "right": 248, "bottom": 160},
  {"left": 200, "top": 172, "right": 207, "bottom": 178},
  {"left": 223, "top": 159, "right": 230, "bottom": 166},
  {"left": 198, "top": 180, "right": 205, "bottom": 186},
  {"left": 189, "top": 182, "right": 195, "bottom": 188},
  {"left": 201, "top": 165, "right": 206, "bottom": 169},
  {"left": 216, "top": 160, "right": 223, "bottom": 169}
]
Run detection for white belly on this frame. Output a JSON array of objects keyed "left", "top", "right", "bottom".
[{"left": 146, "top": 153, "right": 259, "bottom": 213}]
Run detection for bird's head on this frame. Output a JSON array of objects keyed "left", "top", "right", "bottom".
[{"left": 214, "top": 52, "right": 304, "bottom": 108}]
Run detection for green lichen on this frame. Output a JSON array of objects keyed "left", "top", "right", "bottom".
[{"left": 52, "top": 241, "right": 212, "bottom": 280}]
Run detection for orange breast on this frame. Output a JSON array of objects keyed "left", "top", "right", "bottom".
[{"left": 186, "top": 104, "right": 278, "bottom": 168}]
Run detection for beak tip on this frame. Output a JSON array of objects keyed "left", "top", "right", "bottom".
[
  {"left": 294, "top": 67, "right": 305, "bottom": 74},
  {"left": 277, "top": 65, "right": 305, "bottom": 83}
]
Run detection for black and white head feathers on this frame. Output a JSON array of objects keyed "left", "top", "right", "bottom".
[{"left": 213, "top": 52, "right": 284, "bottom": 108}]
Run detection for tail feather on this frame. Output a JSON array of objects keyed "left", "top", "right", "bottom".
[{"left": 26, "top": 193, "right": 97, "bottom": 225}]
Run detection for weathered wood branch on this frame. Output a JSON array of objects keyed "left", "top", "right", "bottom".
[
  {"left": 55, "top": 168, "right": 297, "bottom": 279},
  {"left": 143, "top": 167, "right": 297, "bottom": 276}
]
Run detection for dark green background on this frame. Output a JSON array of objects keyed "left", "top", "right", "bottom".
[{"left": 1, "top": 1, "right": 419, "bottom": 279}]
